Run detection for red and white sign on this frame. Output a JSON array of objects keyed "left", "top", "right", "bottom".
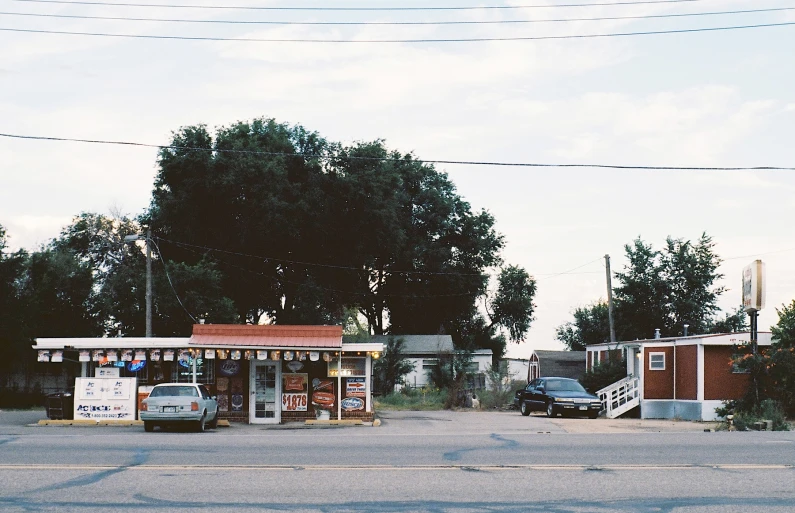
[{"left": 282, "top": 393, "right": 308, "bottom": 411}]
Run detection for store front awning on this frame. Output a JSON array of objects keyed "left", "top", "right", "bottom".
[{"left": 188, "top": 324, "right": 343, "bottom": 349}]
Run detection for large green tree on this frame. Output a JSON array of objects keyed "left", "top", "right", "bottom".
[
  {"left": 555, "top": 301, "right": 610, "bottom": 351},
  {"left": 614, "top": 233, "right": 725, "bottom": 339},
  {"left": 148, "top": 117, "right": 535, "bottom": 351},
  {"left": 0, "top": 225, "right": 28, "bottom": 386},
  {"left": 52, "top": 212, "right": 237, "bottom": 337},
  {"left": 556, "top": 233, "right": 733, "bottom": 348}
]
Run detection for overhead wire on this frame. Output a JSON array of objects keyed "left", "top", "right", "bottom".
[
  {"left": 7, "top": 0, "right": 717, "bottom": 12},
  {"left": 148, "top": 236, "right": 199, "bottom": 322},
  {"left": 1, "top": 132, "right": 792, "bottom": 171},
  {"left": 3, "top": 21, "right": 794, "bottom": 42},
  {"left": 3, "top": 7, "right": 793, "bottom": 26}
]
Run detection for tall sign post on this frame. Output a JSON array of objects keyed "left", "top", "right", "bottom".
[{"left": 742, "top": 260, "right": 766, "bottom": 354}]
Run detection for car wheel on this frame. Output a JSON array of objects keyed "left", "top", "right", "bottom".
[
  {"left": 196, "top": 413, "right": 206, "bottom": 433},
  {"left": 520, "top": 401, "right": 531, "bottom": 416},
  {"left": 144, "top": 421, "right": 154, "bottom": 432},
  {"left": 546, "top": 402, "right": 556, "bottom": 418},
  {"left": 208, "top": 409, "right": 219, "bottom": 429}
]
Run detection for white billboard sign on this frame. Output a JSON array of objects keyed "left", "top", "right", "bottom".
[
  {"left": 742, "top": 260, "right": 766, "bottom": 313},
  {"left": 74, "top": 377, "right": 137, "bottom": 421}
]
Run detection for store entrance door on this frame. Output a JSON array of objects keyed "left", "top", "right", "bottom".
[{"left": 250, "top": 360, "right": 280, "bottom": 424}]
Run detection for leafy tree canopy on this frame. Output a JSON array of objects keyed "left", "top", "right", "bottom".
[
  {"left": 147, "top": 117, "right": 535, "bottom": 352},
  {"left": 556, "top": 233, "right": 737, "bottom": 348}
]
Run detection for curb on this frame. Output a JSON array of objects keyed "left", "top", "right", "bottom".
[
  {"left": 37, "top": 419, "right": 232, "bottom": 427},
  {"left": 304, "top": 419, "right": 363, "bottom": 426}
]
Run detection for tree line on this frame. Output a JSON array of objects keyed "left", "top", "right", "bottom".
[
  {"left": 0, "top": 117, "right": 538, "bottom": 391},
  {"left": 555, "top": 233, "right": 746, "bottom": 350}
]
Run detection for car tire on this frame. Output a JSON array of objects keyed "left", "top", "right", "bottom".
[
  {"left": 196, "top": 413, "right": 206, "bottom": 433},
  {"left": 208, "top": 409, "right": 219, "bottom": 429},
  {"left": 546, "top": 402, "right": 556, "bottom": 418},
  {"left": 144, "top": 421, "right": 154, "bottom": 432},
  {"left": 520, "top": 401, "right": 531, "bottom": 416}
]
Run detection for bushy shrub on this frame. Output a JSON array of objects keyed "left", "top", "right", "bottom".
[
  {"left": 374, "top": 387, "right": 446, "bottom": 410},
  {"left": 580, "top": 358, "right": 627, "bottom": 394},
  {"left": 717, "top": 399, "right": 790, "bottom": 431}
]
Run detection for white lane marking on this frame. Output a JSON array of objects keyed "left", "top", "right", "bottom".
[{"left": 0, "top": 464, "right": 791, "bottom": 471}]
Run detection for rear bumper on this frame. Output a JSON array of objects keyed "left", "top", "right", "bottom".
[{"left": 140, "top": 412, "right": 204, "bottom": 422}]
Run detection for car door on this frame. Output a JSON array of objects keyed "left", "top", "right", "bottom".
[
  {"left": 198, "top": 385, "right": 213, "bottom": 416},
  {"left": 529, "top": 379, "right": 546, "bottom": 410},
  {"left": 525, "top": 379, "right": 541, "bottom": 411}
]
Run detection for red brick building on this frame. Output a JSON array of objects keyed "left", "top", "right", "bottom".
[{"left": 586, "top": 332, "right": 772, "bottom": 421}]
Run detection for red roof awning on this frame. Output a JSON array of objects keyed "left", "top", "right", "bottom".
[{"left": 188, "top": 324, "right": 342, "bottom": 349}]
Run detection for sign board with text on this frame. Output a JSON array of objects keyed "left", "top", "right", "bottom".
[
  {"left": 74, "top": 377, "right": 137, "bottom": 421},
  {"left": 742, "top": 260, "right": 766, "bottom": 313}
]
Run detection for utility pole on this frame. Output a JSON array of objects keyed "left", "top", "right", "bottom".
[
  {"left": 605, "top": 254, "right": 616, "bottom": 343},
  {"left": 125, "top": 230, "right": 153, "bottom": 338},
  {"left": 145, "top": 228, "right": 152, "bottom": 338}
]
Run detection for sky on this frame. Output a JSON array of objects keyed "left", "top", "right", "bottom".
[{"left": 1, "top": 0, "right": 794, "bottom": 359}]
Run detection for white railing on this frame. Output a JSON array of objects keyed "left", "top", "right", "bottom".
[{"left": 596, "top": 375, "right": 640, "bottom": 419}]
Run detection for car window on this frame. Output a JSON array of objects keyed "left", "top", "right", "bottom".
[
  {"left": 150, "top": 385, "right": 199, "bottom": 398},
  {"left": 545, "top": 380, "right": 586, "bottom": 393},
  {"left": 199, "top": 385, "right": 211, "bottom": 399}
]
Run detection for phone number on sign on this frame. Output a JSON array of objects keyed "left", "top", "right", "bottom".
[{"left": 282, "top": 393, "right": 308, "bottom": 411}]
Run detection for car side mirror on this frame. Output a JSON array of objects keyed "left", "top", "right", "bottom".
[{"left": 212, "top": 395, "right": 217, "bottom": 401}]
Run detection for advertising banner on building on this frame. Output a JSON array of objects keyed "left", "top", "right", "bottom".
[
  {"left": 282, "top": 373, "right": 308, "bottom": 411},
  {"left": 74, "top": 377, "right": 137, "bottom": 421}
]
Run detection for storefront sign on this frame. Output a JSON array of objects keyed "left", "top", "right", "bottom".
[
  {"left": 346, "top": 378, "right": 366, "bottom": 398},
  {"left": 50, "top": 350, "right": 63, "bottom": 363},
  {"left": 282, "top": 393, "right": 308, "bottom": 411},
  {"left": 96, "top": 367, "right": 120, "bottom": 378},
  {"left": 134, "top": 350, "right": 147, "bottom": 361},
  {"left": 312, "top": 379, "right": 335, "bottom": 409},
  {"left": 219, "top": 359, "right": 241, "bottom": 377},
  {"left": 121, "top": 349, "right": 133, "bottom": 362},
  {"left": 282, "top": 373, "right": 308, "bottom": 411},
  {"left": 341, "top": 397, "right": 364, "bottom": 411},
  {"left": 74, "top": 377, "right": 137, "bottom": 420},
  {"left": 328, "top": 357, "right": 366, "bottom": 377},
  {"left": 163, "top": 349, "right": 174, "bottom": 361},
  {"left": 37, "top": 351, "right": 50, "bottom": 362},
  {"left": 150, "top": 349, "right": 161, "bottom": 361},
  {"left": 79, "top": 350, "right": 91, "bottom": 362}
]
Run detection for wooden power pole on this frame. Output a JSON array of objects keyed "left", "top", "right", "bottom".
[{"left": 605, "top": 254, "right": 616, "bottom": 343}]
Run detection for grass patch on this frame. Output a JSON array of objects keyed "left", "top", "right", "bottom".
[{"left": 375, "top": 388, "right": 447, "bottom": 410}]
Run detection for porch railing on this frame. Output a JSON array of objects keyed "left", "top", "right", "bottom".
[{"left": 596, "top": 375, "right": 640, "bottom": 419}]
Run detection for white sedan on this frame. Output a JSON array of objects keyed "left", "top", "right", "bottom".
[{"left": 140, "top": 383, "right": 219, "bottom": 432}]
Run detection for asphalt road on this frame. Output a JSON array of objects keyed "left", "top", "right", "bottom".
[{"left": 0, "top": 409, "right": 793, "bottom": 513}]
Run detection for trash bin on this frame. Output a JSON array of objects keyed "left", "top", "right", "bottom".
[{"left": 45, "top": 392, "right": 75, "bottom": 420}]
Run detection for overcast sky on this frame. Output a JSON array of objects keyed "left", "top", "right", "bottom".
[{"left": 1, "top": 0, "right": 794, "bottom": 357}]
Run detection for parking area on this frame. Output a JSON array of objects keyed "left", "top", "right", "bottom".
[{"left": 0, "top": 408, "right": 721, "bottom": 434}]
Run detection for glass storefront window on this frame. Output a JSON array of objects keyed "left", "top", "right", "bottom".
[{"left": 172, "top": 356, "right": 214, "bottom": 384}]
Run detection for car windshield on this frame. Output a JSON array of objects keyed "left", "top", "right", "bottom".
[
  {"left": 545, "top": 380, "right": 586, "bottom": 393},
  {"left": 149, "top": 385, "right": 198, "bottom": 398}
]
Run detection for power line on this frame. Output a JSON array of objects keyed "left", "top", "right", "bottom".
[
  {"left": 8, "top": 0, "right": 715, "bottom": 12},
  {"left": 1, "top": 132, "right": 793, "bottom": 171},
  {"left": 4, "top": 7, "right": 792, "bottom": 26},
  {"left": 4, "top": 20, "right": 793, "bottom": 43},
  {"left": 149, "top": 237, "right": 198, "bottom": 323}
]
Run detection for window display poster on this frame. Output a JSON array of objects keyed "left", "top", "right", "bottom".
[
  {"left": 346, "top": 378, "right": 366, "bottom": 398},
  {"left": 74, "top": 377, "right": 137, "bottom": 421},
  {"left": 217, "top": 394, "right": 229, "bottom": 412},
  {"left": 282, "top": 374, "right": 308, "bottom": 411}
]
